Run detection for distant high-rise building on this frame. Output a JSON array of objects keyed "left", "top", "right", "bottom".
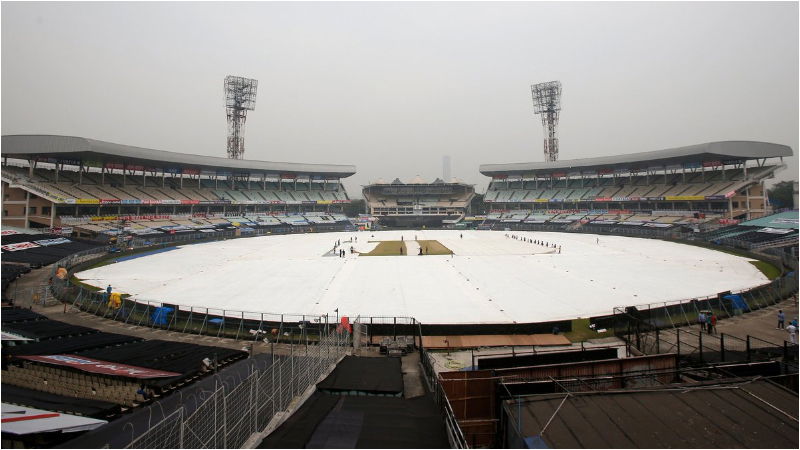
[{"left": 443, "top": 155, "right": 451, "bottom": 182}]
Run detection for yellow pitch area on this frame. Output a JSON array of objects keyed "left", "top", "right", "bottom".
[
  {"left": 416, "top": 240, "right": 453, "bottom": 255},
  {"left": 362, "top": 241, "right": 408, "bottom": 256}
]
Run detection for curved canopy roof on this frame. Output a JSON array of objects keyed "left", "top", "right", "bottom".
[
  {"left": 480, "top": 141, "right": 792, "bottom": 177},
  {"left": 1, "top": 135, "right": 356, "bottom": 178}
]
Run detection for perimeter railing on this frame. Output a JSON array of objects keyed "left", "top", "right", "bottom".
[
  {"left": 122, "top": 329, "right": 351, "bottom": 449},
  {"left": 420, "top": 345, "right": 469, "bottom": 449}
]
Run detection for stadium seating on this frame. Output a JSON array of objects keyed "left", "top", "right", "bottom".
[
  {"left": 1, "top": 233, "right": 102, "bottom": 266},
  {"left": 2, "top": 165, "right": 350, "bottom": 206}
]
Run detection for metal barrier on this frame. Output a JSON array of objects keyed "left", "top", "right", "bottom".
[
  {"left": 420, "top": 347, "right": 469, "bottom": 449},
  {"left": 123, "top": 330, "right": 350, "bottom": 449}
]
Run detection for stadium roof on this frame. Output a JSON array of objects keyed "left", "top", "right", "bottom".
[
  {"left": 1, "top": 135, "right": 356, "bottom": 178},
  {"left": 480, "top": 141, "right": 793, "bottom": 176},
  {"left": 738, "top": 210, "right": 799, "bottom": 230}
]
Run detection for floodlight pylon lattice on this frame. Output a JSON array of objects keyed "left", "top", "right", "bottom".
[
  {"left": 531, "top": 81, "right": 562, "bottom": 162},
  {"left": 224, "top": 75, "right": 258, "bottom": 160}
]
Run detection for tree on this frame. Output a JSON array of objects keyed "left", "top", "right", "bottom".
[
  {"left": 767, "top": 181, "right": 795, "bottom": 209},
  {"left": 342, "top": 199, "right": 366, "bottom": 217},
  {"left": 470, "top": 193, "right": 487, "bottom": 215}
]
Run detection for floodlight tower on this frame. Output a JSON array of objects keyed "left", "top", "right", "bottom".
[
  {"left": 531, "top": 81, "right": 562, "bottom": 162},
  {"left": 224, "top": 75, "right": 258, "bottom": 160}
]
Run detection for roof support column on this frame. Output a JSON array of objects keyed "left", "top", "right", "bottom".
[
  {"left": 50, "top": 201, "right": 56, "bottom": 228},
  {"left": 24, "top": 191, "right": 30, "bottom": 228}
]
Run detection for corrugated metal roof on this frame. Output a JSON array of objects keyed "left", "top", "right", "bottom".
[
  {"left": 1, "top": 135, "right": 356, "bottom": 178},
  {"left": 480, "top": 141, "right": 793, "bottom": 176},
  {"left": 506, "top": 379, "right": 798, "bottom": 448}
]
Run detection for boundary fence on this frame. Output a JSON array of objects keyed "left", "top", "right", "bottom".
[{"left": 123, "top": 330, "right": 350, "bottom": 449}]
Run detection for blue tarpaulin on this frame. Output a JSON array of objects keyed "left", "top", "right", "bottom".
[
  {"left": 209, "top": 318, "right": 224, "bottom": 325},
  {"left": 151, "top": 307, "right": 174, "bottom": 325},
  {"left": 524, "top": 436, "right": 549, "bottom": 449},
  {"left": 723, "top": 294, "right": 749, "bottom": 312}
]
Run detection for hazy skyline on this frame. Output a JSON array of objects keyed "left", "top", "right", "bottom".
[{"left": 2, "top": 1, "right": 798, "bottom": 197}]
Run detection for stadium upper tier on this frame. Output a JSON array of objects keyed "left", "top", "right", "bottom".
[
  {"left": 480, "top": 141, "right": 791, "bottom": 219},
  {"left": 3, "top": 165, "right": 349, "bottom": 205},
  {"left": 1, "top": 135, "right": 354, "bottom": 207},
  {"left": 484, "top": 166, "right": 775, "bottom": 203}
]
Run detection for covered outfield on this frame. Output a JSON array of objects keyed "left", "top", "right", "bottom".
[{"left": 74, "top": 230, "right": 770, "bottom": 325}]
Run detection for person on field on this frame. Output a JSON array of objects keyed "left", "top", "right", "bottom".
[
  {"left": 777, "top": 310, "right": 785, "bottom": 329},
  {"left": 787, "top": 322, "right": 797, "bottom": 344},
  {"left": 698, "top": 311, "right": 706, "bottom": 330}
]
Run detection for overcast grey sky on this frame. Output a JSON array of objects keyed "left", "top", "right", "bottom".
[{"left": 2, "top": 1, "right": 797, "bottom": 197}]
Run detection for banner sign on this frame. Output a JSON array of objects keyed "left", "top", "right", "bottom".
[
  {"left": 1, "top": 242, "right": 41, "bottom": 252},
  {"left": 595, "top": 197, "right": 612, "bottom": 202},
  {"left": 702, "top": 160, "right": 722, "bottom": 168},
  {"left": 769, "top": 218, "right": 799, "bottom": 225},
  {"left": 643, "top": 222, "right": 673, "bottom": 228},
  {"left": 104, "top": 162, "right": 125, "bottom": 170},
  {"left": 125, "top": 165, "right": 144, "bottom": 172},
  {"left": 683, "top": 161, "right": 702, "bottom": 169},
  {"left": 180, "top": 199, "right": 200, "bottom": 205},
  {"left": 100, "top": 199, "right": 120, "bottom": 204},
  {"left": 757, "top": 227, "right": 793, "bottom": 235},
  {"left": 165, "top": 167, "right": 182, "bottom": 174},
  {"left": 664, "top": 195, "right": 704, "bottom": 201},
  {"left": 18, "top": 355, "right": 181, "bottom": 379},
  {"left": 280, "top": 173, "right": 297, "bottom": 180},
  {"left": 83, "top": 160, "right": 103, "bottom": 168},
  {"left": 59, "top": 158, "right": 82, "bottom": 166},
  {"left": 704, "top": 195, "right": 725, "bottom": 200},
  {"left": 49, "top": 227, "right": 73, "bottom": 236},
  {"left": 597, "top": 168, "right": 614, "bottom": 175},
  {"left": 182, "top": 168, "right": 200, "bottom": 175},
  {"left": 492, "top": 175, "right": 508, "bottom": 180},
  {"left": 121, "top": 199, "right": 142, "bottom": 205},
  {"left": 722, "top": 159, "right": 743, "bottom": 165},
  {"left": 76, "top": 199, "right": 100, "bottom": 204},
  {"left": 33, "top": 238, "right": 71, "bottom": 247},
  {"left": 1, "top": 230, "right": 21, "bottom": 236}
]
